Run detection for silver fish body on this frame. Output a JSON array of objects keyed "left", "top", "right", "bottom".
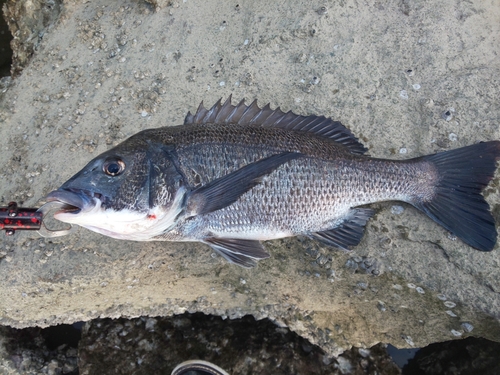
[{"left": 46, "top": 98, "right": 500, "bottom": 267}]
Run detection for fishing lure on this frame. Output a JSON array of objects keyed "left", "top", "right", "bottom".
[{"left": 0, "top": 201, "right": 73, "bottom": 237}]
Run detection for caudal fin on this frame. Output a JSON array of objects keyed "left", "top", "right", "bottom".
[{"left": 413, "top": 141, "right": 500, "bottom": 251}]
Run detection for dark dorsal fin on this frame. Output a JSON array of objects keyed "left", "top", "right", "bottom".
[{"left": 184, "top": 96, "right": 368, "bottom": 155}]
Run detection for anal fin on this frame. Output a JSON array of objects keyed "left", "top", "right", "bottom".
[
  {"left": 204, "top": 238, "right": 270, "bottom": 268},
  {"left": 310, "top": 208, "right": 375, "bottom": 250}
]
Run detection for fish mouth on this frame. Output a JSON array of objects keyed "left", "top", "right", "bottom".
[{"left": 45, "top": 189, "right": 101, "bottom": 215}]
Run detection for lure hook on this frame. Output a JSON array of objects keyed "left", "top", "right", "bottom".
[{"left": 36, "top": 201, "right": 75, "bottom": 238}]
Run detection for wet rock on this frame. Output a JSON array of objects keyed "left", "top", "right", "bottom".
[
  {"left": 403, "top": 337, "right": 500, "bottom": 375},
  {"left": 0, "top": 0, "right": 13, "bottom": 78},
  {"left": 0, "top": 324, "right": 79, "bottom": 375},
  {"left": 77, "top": 313, "right": 402, "bottom": 375}
]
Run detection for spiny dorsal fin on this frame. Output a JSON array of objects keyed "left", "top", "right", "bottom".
[{"left": 184, "top": 96, "right": 368, "bottom": 155}]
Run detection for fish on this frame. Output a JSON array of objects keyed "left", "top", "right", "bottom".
[{"left": 45, "top": 97, "right": 500, "bottom": 268}]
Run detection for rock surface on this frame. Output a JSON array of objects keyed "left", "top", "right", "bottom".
[
  {"left": 0, "top": 0, "right": 13, "bottom": 77},
  {"left": 1, "top": 314, "right": 403, "bottom": 375},
  {"left": 78, "top": 313, "right": 401, "bottom": 375},
  {"left": 2, "top": 0, "right": 62, "bottom": 77},
  {"left": 1, "top": 0, "right": 500, "bottom": 360},
  {"left": 403, "top": 337, "right": 500, "bottom": 375}
]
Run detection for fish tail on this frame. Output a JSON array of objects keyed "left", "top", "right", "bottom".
[{"left": 412, "top": 141, "right": 500, "bottom": 251}]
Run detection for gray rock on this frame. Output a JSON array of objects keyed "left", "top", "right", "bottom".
[
  {"left": 2, "top": 0, "right": 63, "bottom": 77},
  {"left": 0, "top": 314, "right": 402, "bottom": 375},
  {"left": 0, "top": 0, "right": 499, "bottom": 364}
]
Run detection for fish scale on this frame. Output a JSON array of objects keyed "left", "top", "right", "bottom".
[
  {"left": 165, "top": 151, "right": 433, "bottom": 242},
  {"left": 44, "top": 97, "right": 500, "bottom": 268}
]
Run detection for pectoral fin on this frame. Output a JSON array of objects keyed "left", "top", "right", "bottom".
[
  {"left": 204, "top": 238, "right": 270, "bottom": 268},
  {"left": 187, "top": 152, "right": 301, "bottom": 216},
  {"left": 310, "top": 208, "right": 375, "bottom": 250}
]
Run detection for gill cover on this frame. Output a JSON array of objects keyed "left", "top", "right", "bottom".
[{"left": 46, "top": 135, "right": 186, "bottom": 239}]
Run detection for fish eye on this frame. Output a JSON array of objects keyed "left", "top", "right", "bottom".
[{"left": 103, "top": 159, "right": 126, "bottom": 176}]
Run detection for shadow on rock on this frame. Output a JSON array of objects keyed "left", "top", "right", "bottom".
[{"left": 403, "top": 337, "right": 500, "bottom": 375}]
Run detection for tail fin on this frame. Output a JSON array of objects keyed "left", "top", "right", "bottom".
[{"left": 412, "top": 141, "right": 500, "bottom": 251}]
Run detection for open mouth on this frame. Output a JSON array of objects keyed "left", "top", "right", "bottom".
[{"left": 45, "top": 189, "right": 99, "bottom": 214}]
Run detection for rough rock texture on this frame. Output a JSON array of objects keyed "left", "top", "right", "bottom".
[
  {"left": 0, "top": 314, "right": 402, "bottom": 375},
  {"left": 77, "top": 313, "right": 401, "bottom": 375},
  {"left": 2, "top": 0, "right": 63, "bottom": 77},
  {"left": 0, "top": 0, "right": 500, "bottom": 360},
  {"left": 0, "top": 0, "right": 13, "bottom": 77},
  {"left": 403, "top": 337, "right": 500, "bottom": 375},
  {"left": 0, "top": 324, "right": 79, "bottom": 375}
]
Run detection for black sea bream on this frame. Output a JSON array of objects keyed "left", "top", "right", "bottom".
[{"left": 46, "top": 98, "right": 500, "bottom": 267}]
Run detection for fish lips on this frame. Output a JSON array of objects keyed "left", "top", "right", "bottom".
[{"left": 45, "top": 189, "right": 97, "bottom": 215}]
